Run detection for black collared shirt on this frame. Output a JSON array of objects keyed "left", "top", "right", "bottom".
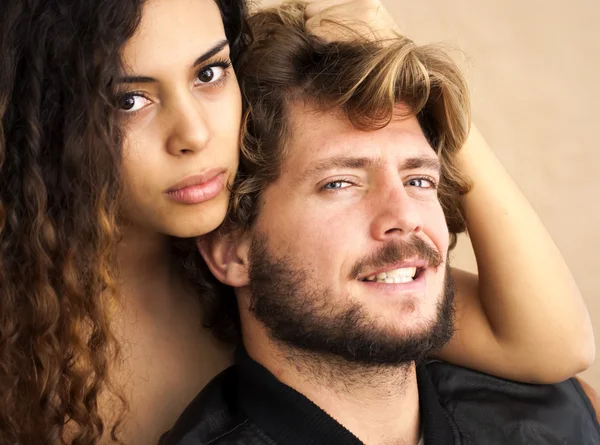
[{"left": 160, "top": 350, "right": 600, "bottom": 445}]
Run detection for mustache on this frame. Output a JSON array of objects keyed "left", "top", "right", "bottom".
[{"left": 350, "top": 235, "right": 444, "bottom": 279}]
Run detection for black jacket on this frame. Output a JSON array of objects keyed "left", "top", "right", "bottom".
[{"left": 160, "top": 351, "right": 600, "bottom": 445}]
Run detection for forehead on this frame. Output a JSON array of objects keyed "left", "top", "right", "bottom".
[
  {"left": 284, "top": 101, "right": 436, "bottom": 173},
  {"left": 121, "top": 0, "right": 226, "bottom": 72}
]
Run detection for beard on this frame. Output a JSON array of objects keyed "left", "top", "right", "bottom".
[{"left": 247, "top": 233, "right": 455, "bottom": 369}]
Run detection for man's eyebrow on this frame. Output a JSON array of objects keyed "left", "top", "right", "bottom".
[
  {"left": 299, "top": 155, "right": 441, "bottom": 182},
  {"left": 299, "top": 156, "right": 380, "bottom": 181},
  {"left": 117, "top": 39, "right": 229, "bottom": 84},
  {"left": 401, "top": 156, "right": 441, "bottom": 173}
]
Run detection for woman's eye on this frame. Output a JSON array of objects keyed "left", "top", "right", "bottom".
[
  {"left": 118, "top": 94, "right": 151, "bottom": 113},
  {"left": 195, "top": 65, "right": 226, "bottom": 85},
  {"left": 323, "top": 180, "right": 352, "bottom": 190},
  {"left": 406, "top": 178, "right": 435, "bottom": 188}
]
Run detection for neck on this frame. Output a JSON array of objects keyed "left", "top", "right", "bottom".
[
  {"left": 116, "top": 223, "right": 195, "bottom": 324},
  {"left": 244, "top": 326, "right": 421, "bottom": 445}
]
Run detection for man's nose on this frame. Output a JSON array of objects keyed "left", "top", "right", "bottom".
[
  {"left": 369, "top": 181, "right": 424, "bottom": 241},
  {"left": 165, "top": 94, "right": 212, "bottom": 156}
]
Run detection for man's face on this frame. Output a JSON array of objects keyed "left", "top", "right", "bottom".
[{"left": 244, "top": 102, "right": 454, "bottom": 365}]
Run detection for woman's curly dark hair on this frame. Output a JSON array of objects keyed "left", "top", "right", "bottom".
[{"left": 0, "top": 0, "right": 250, "bottom": 444}]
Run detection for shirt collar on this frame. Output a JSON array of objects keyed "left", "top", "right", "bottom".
[{"left": 236, "top": 348, "right": 456, "bottom": 445}]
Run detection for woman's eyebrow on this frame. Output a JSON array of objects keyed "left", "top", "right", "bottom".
[
  {"left": 118, "top": 39, "right": 230, "bottom": 84},
  {"left": 192, "top": 39, "right": 229, "bottom": 67}
]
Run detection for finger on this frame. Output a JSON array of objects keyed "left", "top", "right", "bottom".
[
  {"left": 306, "top": 3, "right": 370, "bottom": 41},
  {"left": 305, "top": 0, "right": 354, "bottom": 19},
  {"left": 307, "top": 2, "right": 373, "bottom": 27},
  {"left": 307, "top": 0, "right": 385, "bottom": 24},
  {"left": 306, "top": 1, "right": 398, "bottom": 42}
]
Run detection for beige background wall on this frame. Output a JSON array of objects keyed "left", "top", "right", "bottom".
[{"left": 260, "top": 0, "right": 600, "bottom": 387}]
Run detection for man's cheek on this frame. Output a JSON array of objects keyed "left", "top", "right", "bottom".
[{"left": 429, "top": 206, "right": 451, "bottom": 243}]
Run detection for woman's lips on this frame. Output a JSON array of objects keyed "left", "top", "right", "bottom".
[{"left": 165, "top": 170, "right": 226, "bottom": 204}]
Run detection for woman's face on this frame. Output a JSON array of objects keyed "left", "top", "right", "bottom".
[{"left": 118, "top": 0, "right": 242, "bottom": 238}]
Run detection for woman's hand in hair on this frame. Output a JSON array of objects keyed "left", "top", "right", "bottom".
[{"left": 305, "top": 0, "right": 400, "bottom": 42}]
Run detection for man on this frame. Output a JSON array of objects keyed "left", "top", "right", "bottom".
[{"left": 160, "top": 3, "right": 600, "bottom": 445}]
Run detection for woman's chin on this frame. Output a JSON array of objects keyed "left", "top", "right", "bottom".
[{"left": 164, "top": 202, "right": 229, "bottom": 239}]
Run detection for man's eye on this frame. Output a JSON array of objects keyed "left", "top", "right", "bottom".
[
  {"left": 406, "top": 177, "right": 436, "bottom": 189},
  {"left": 323, "top": 180, "right": 353, "bottom": 190},
  {"left": 118, "top": 94, "right": 151, "bottom": 113}
]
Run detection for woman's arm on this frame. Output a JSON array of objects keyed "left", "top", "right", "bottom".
[
  {"left": 305, "top": 0, "right": 595, "bottom": 383},
  {"left": 435, "top": 126, "right": 594, "bottom": 383}
]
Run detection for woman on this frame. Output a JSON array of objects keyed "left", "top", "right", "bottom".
[{"left": 0, "top": 0, "right": 593, "bottom": 444}]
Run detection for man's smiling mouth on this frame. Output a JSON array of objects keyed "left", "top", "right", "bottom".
[{"left": 359, "top": 266, "right": 426, "bottom": 284}]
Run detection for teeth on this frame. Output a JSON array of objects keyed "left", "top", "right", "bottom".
[
  {"left": 400, "top": 267, "right": 417, "bottom": 278},
  {"left": 362, "top": 267, "right": 418, "bottom": 283}
]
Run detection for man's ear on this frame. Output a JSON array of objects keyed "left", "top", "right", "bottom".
[{"left": 197, "top": 231, "right": 251, "bottom": 287}]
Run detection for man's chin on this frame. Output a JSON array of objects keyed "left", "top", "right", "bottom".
[
  {"left": 266, "top": 309, "right": 453, "bottom": 368},
  {"left": 363, "top": 298, "right": 442, "bottom": 329},
  {"left": 382, "top": 321, "right": 441, "bottom": 341}
]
